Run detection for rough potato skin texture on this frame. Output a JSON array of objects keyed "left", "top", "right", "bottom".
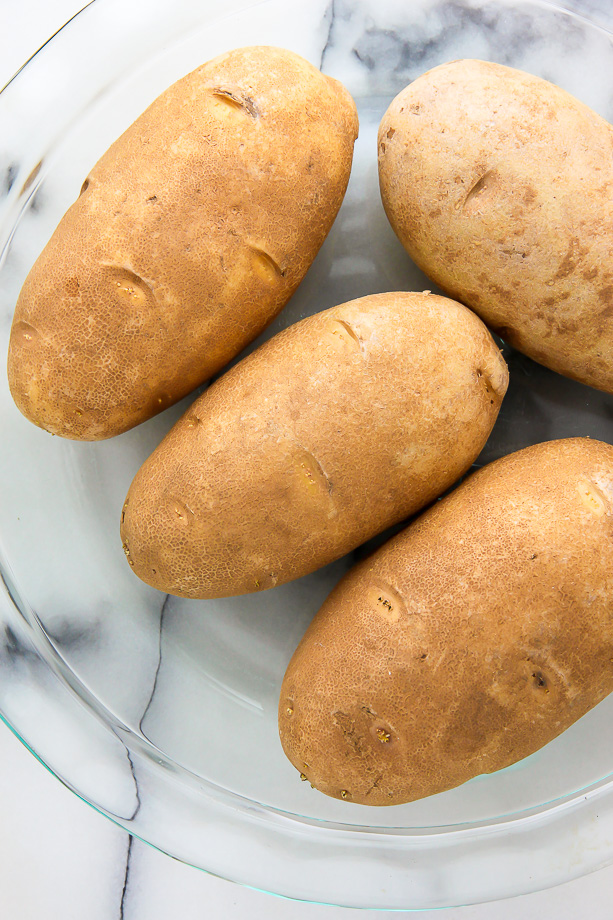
[
  {"left": 279, "top": 438, "right": 613, "bottom": 806},
  {"left": 120, "top": 291, "right": 507, "bottom": 598},
  {"left": 7, "top": 46, "right": 358, "bottom": 439},
  {"left": 378, "top": 60, "right": 613, "bottom": 393}
]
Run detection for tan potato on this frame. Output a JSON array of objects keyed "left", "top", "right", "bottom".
[
  {"left": 7, "top": 46, "right": 358, "bottom": 440},
  {"left": 120, "top": 291, "right": 508, "bottom": 598},
  {"left": 278, "top": 438, "right": 613, "bottom": 806},
  {"left": 378, "top": 59, "right": 613, "bottom": 393}
]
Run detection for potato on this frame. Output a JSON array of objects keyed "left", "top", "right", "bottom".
[
  {"left": 120, "top": 291, "right": 507, "bottom": 598},
  {"left": 7, "top": 46, "right": 358, "bottom": 440},
  {"left": 378, "top": 60, "right": 613, "bottom": 393},
  {"left": 278, "top": 438, "right": 613, "bottom": 806}
]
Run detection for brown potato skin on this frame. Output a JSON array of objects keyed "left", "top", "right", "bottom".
[
  {"left": 8, "top": 46, "right": 358, "bottom": 439},
  {"left": 378, "top": 60, "right": 613, "bottom": 393},
  {"left": 120, "top": 291, "right": 507, "bottom": 598},
  {"left": 279, "top": 438, "right": 613, "bottom": 806}
]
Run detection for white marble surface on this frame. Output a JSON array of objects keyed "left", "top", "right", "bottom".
[{"left": 3, "top": 1, "right": 613, "bottom": 917}]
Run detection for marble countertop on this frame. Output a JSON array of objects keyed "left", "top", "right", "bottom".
[{"left": 2, "top": 2, "right": 613, "bottom": 917}]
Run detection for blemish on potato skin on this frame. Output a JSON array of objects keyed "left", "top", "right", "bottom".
[
  {"left": 375, "top": 728, "right": 391, "bottom": 743},
  {"left": 598, "top": 284, "right": 613, "bottom": 303},
  {"left": 532, "top": 671, "right": 549, "bottom": 691},
  {"left": 577, "top": 478, "right": 608, "bottom": 516},
  {"left": 542, "top": 292, "right": 571, "bottom": 307},
  {"left": 104, "top": 265, "right": 157, "bottom": 308},
  {"left": 12, "top": 321, "right": 39, "bottom": 344},
  {"left": 122, "top": 540, "right": 136, "bottom": 567},
  {"left": 64, "top": 276, "right": 80, "bottom": 296},
  {"left": 328, "top": 319, "right": 362, "bottom": 354},
  {"left": 552, "top": 238, "right": 586, "bottom": 281},
  {"left": 250, "top": 245, "right": 286, "bottom": 280},
  {"left": 210, "top": 86, "right": 260, "bottom": 118},
  {"left": 168, "top": 497, "right": 195, "bottom": 527},
  {"left": 283, "top": 439, "right": 333, "bottom": 498},
  {"left": 460, "top": 169, "right": 496, "bottom": 210},
  {"left": 333, "top": 710, "right": 367, "bottom": 756},
  {"left": 599, "top": 303, "right": 613, "bottom": 321},
  {"left": 366, "top": 582, "right": 407, "bottom": 623},
  {"left": 523, "top": 186, "right": 537, "bottom": 204}
]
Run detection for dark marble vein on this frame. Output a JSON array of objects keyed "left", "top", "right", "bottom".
[
  {"left": 138, "top": 593, "right": 171, "bottom": 735},
  {"left": 118, "top": 834, "right": 133, "bottom": 920},
  {"left": 116, "top": 593, "right": 171, "bottom": 830},
  {"left": 119, "top": 594, "right": 171, "bottom": 831},
  {"left": 125, "top": 750, "right": 142, "bottom": 821}
]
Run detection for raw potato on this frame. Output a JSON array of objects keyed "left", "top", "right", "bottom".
[
  {"left": 279, "top": 438, "right": 613, "bottom": 806},
  {"left": 378, "top": 59, "right": 613, "bottom": 393},
  {"left": 7, "top": 46, "right": 358, "bottom": 439},
  {"left": 120, "top": 291, "right": 508, "bottom": 598}
]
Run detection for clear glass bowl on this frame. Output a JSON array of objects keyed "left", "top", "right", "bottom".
[{"left": 2, "top": 0, "right": 613, "bottom": 909}]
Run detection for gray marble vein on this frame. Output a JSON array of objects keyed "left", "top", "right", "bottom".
[
  {"left": 2, "top": 623, "right": 40, "bottom": 666},
  {"left": 45, "top": 618, "right": 98, "bottom": 651},
  {"left": 2, "top": 162, "right": 17, "bottom": 195},
  {"left": 319, "top": 0, "right": 337, "bottom": 70},
  {"left": 320, "top": 0, "right": 613, "bottom": 108}
]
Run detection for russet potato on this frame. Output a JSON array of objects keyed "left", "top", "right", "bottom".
[
  {"left": 8, "top": 46, "right": 358, "bottom": 439},
  {"left": 378, "top": 59, "right": 613, "bottom": 392},
  {"left": 279, "top": 438, "right": 613, "bottom": 805},
  {"left": 120, "top": 291, "right": 507, "bottom": 598}
]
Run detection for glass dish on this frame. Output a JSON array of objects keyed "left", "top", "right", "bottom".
[{"left": 2, "top": 0, "right": 613, "bottom": 909}]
